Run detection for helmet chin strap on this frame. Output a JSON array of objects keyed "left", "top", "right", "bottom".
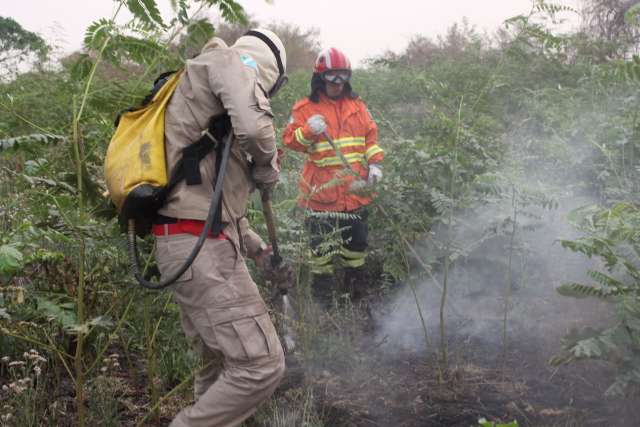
[{"left": 243, "top": 30, "right": 287, "bottom": 97}]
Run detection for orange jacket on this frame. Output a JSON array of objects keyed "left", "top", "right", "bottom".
[{"left": 282, "top": 93, "right": 384, "bottom": 212}]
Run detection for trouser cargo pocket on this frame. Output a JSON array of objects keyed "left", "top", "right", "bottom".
[
  {"left": 207, "top": 301, "right": 281, "bottom": 362},
  {"left": 156, "top": 259, "right": 194, "bottom": 284}
]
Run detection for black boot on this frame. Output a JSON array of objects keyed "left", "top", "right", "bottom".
[
  {"left": 343, "top": 267, "right": 376, "bottom": 330},
  {"left": 311, "top": 273, "right": 338, "bottom": 310},
  {"left": 343, "top": 267, "right": 368, "bottom": 302}
]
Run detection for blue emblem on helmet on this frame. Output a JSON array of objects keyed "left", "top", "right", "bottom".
[{"left": 240, "top": 54, "right": 258, "bottom": 70}]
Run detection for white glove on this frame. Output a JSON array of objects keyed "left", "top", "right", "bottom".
[
  {"left": 368, "top": 164, "right": 383, "bottom": 184},
  {"left": 306, "top": 114, "right": 327, "bottom": 136}
]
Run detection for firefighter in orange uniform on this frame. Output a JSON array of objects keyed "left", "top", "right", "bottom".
[{"left": 282, "top": 48, "right": 384, "bottom": 306}]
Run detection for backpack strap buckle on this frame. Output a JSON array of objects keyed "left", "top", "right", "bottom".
[{"left": 201, "top": 129, "right": 220, "bottom": 149}]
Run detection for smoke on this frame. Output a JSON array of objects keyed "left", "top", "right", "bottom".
[
  {"left": 380, "top": 199, "right": 603, "bottom": 351},
  {"left": 375, "top": 123, "right": 615, "bottom": 359}
]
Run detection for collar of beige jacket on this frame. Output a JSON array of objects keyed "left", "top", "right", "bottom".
[{"left": 201, "top": 37, "right": 228, "bottom": 53}]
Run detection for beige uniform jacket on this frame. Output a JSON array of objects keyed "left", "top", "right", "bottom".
[{"left": 158, "top": 41, "right": 278, "bottom": 255}]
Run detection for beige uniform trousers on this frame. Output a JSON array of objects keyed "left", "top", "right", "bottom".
[{"left": 155, "top": 233, "right": 285, "bottom": 427}]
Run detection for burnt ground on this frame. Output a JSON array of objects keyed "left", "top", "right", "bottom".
[
  {"left": 28, "top": 302, "right": 633, "bottom": 427},
  {"left": 243, "top": 245, "right": 640, "bottom": 427},
  {"left": 298, "top": 332, "right": 638, "bottom": 427},
  {"left": 266, "top": 277, "right": 640, "bottom": 427},
  {"left": 37, "top": 263, "right": 635, "bottom": 427},
  {"left": 39, "top": 305, "right": 637, "bottom": 427}
]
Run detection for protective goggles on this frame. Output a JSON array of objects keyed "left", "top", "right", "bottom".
[{"left": 322, "top": 70, "right": 351, "bottom": 84}]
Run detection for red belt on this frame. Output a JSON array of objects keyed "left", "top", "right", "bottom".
[{"left": 152, "top": 219, "right": 226, "bottom": 239}]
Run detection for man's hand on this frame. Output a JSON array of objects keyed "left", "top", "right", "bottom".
[
  {"left": 306, "top": 114, "right": 327, "bottom": 136},
  {"left": 266, "top": 260, "right": 293, "bottom": 291},
  {"left": 253, "top": 246, "right": 293, "bottom": 290},
  {"left": 253, "top": 244, "right": 273, "bottom": 271},
  {"left": 252, "top": 164, "right": 278, "bottom": 192},
  {"left": 255, "top": 180, "right": 277, "bottom": 192}
]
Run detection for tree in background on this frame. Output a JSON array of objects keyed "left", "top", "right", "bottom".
[
  {"left": 213, "top": 19, "right": 320, "bottom": 73},
  {"left": 268, "top": 22, "right": 320, "bottom": 73},
  {"left": 367, "top": 20, "right": 486, "bottom": 68},
  {"left": 0, "top": 16, "right": 48, "bottom": 78},
  {"left": 580, "top": 0, "right": 640, "bottom": 59}
]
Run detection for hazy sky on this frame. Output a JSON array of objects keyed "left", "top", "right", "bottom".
[{"left": 4, "top": 0, "right": 581, "bottom": 66}]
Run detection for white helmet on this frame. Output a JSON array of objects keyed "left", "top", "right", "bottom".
[{"left": 232, "top": 28, "right": 288, "bottom": 97}]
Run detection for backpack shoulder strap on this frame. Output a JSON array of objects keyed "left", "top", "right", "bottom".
[
  {"left": 163, "top": 114, "right": 231, "bottom": 236},
  {"left": 167, "top": 113, "right": 232, "bottom": 189},
  {"left": 114, "top": 69, "right": 181, "bottom": 127}
]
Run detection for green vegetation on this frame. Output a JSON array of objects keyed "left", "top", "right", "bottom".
[{"left": 478, "top": 419, "right": 518, "bottom": 427}]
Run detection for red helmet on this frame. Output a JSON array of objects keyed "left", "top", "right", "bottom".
[{"left": 314, "top": 48, "right": 351, "bottom": 74}]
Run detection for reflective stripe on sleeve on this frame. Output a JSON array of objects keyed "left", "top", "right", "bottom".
[
  {"left": 295, "top": 127, "right": 312, "bottom": 146},
  {"left": 365, "top": 144, "right": 384, "bottom": 161}
]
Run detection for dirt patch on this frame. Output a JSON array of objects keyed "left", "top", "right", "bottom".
[{"left": 294, "top": 330, "right": 638, "bottom": 427}]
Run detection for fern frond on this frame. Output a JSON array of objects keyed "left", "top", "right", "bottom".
[
  {"left": 207, "top": 0, "right": 247, "bottom": 24},
  {"left": 174, "top": 0, "right": 190, "bottom": 25},
  {"left": 560, "top": 238, "right": 595, "bottom": 258},
  {"left": 69, "top": 54, "right": 94, "bottom": 81},
  {"left": 113, "top": 34, "right": 166, "bottom": 65},
  {"left": 83, "top": 19, "right": 115, "bottom": 50},
  {"left": 430, "top": 189, "right": 453, "bottom": 215},
  {"left": 616, "top": 244, "right": 640, "bottom": 277},
  {"left": 570, "top": 336, "right": 605, "bottom": 359},
  {"left": 605, "top": 365, "right": 640, "bottom": 396},
  {"left": 534, "top": 2, "right": 577, "bottom": 16},
  {"left": 518, "top": 210, "right": 543, "bottom": 221},
  {"left": 557, "top": 282, "right": 616, "bottom": 299},
  {"left": 0, "top": 133, "right": 65, "bottom": 150},
  {"left": 126, "top": 0, "right": 166, "bottom": 29},
  {"left": 183, "top": 19, "right": 216, "bottom": 48},
  {"left": 472, "top": 172, "right": 507, "bottom": 196},
  {"left": 587, "top": 270, "right": 626, "bottom": 291},
  {"left": 548, "top": 354, "right": 572, "bottom": 366}
]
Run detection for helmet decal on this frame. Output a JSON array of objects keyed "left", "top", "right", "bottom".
[
  {"left": 243, "top": 29, "right": 286, "bottom": 98},
  {"left": 314, "top": 48, "right": 351, "bottom": 74},
  {"left": 240, "top": 54, "right": 258, "bottom": 70}
]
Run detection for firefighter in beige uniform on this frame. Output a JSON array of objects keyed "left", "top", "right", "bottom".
[{"left": 153, "top": 29, "right": 288, "bottom": 427}]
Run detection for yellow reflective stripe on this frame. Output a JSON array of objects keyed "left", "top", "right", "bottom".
[
  {"left": 340, "top": 246, "right": 367, "bottom": 260},
  {"left": 311, "top": 263, "right": 334, "bottom": 274},
  {"left": 365, "top": 144, "right": 384, "bottom": 161},
  {"left": 340, "top": 246, "right": 366, "bottom": 267},
  {"left": 295, "top": 127, "right": 312, "bottom": 146},
  {"left": 308, "top": 250, "right": 334, "bottom": 274},
  {"left": 310, "top": 136, "right": 366, "bottom": 153},
  {"left": 312, "top": 152, "right": 365, "bottom": 167},
  {"left": 342, "top": 257, "right": 365, "bottom": 268}
]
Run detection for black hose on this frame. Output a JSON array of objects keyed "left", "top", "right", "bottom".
[{"left": 127, "top": 132, "right": 232, "bottom": 290}]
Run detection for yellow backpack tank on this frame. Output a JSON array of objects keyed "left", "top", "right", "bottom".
[
  {"left": 103, "top": 68, "right": 234, "bottom": 290},
  {"left": 104, "top": 70, "right": 183, "bottom": 220}
]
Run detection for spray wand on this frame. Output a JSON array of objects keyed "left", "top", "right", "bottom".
[{"left": 260, "top": 189, "right": 296, "bottom": 353}]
